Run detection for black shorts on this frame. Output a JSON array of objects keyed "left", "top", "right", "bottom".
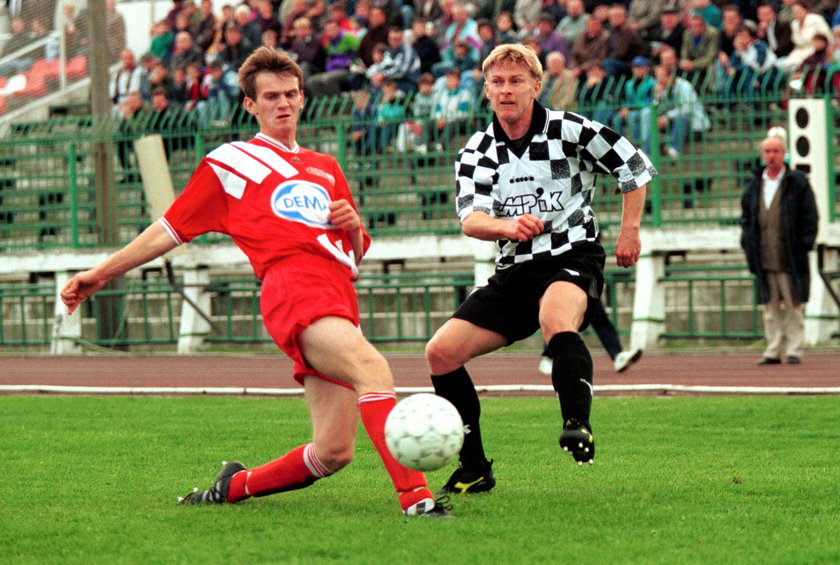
[{"left": 452, "top": 241, "right": 606, "bottom": 343}]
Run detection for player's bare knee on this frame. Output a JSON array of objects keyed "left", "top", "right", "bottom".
[
  {"left": 425, "top": 336, "right": 460, "bottom": 374},
  {"left": 317, "top": 444, "right": 354, "bottom": 472}
]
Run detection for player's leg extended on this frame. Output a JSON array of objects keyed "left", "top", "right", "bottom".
[
  {"left": 426, "top": 318, "right": 506, "bottom": 493},
  {"left": 179, "top": 376, "right": 351, "bottom": 505},
  {"left": 540, "top": 281, "right": 595, "bottom": 464},
  {"left": 299, "top": 316, "right": 444, "bottom": 515}
]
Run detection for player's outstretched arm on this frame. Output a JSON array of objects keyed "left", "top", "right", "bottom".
[
  {"left": 61, "top": 222, "right": 178, "bottom": 314},
  {"left": 462, "top": 211, "right": 544, "bottom": 242},
  {"left": 615, "top": 185, "right": 646, "bottom": 268}
]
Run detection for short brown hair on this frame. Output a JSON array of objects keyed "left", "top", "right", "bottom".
[
  {"left": 482, "top": 43, "right": 543, "bottom": 79},
  {"left": 238, "top": 47, "right": 304, "bottom": 100}
]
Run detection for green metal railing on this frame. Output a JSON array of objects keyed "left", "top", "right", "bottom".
[
  {"left": 2, "top": 266, "right": 762, "bottom": 348},
  {"left": 659, "top": 264, "right": 762, "bottom": 340},
  {"left": 0, "top": 283, "right": 53, "bottom": 346}
]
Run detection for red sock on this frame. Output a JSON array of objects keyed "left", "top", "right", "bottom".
[
  {"left": 226, "top": 444, "right": 331, "bottom": 502},
  {"left": 358, "top": 392, "right": 434, "bottom": 511}
]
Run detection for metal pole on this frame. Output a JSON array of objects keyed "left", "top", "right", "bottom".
[{"left": 88, "top": 0, "right": 126, "bottom": 348}]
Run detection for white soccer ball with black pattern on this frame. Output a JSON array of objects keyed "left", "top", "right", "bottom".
[{"left": 385, "top": 394, "right": 465, "bottom": 472}]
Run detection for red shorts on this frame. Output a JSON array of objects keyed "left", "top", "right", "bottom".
[{"left": 260, "top": 253, "right": 360, "bottom": 388}]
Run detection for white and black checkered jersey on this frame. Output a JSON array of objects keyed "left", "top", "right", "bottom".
[{"left": 455, "top": 102, "right": 658, "bottom": 265}]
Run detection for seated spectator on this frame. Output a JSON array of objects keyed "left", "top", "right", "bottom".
[
  {"left": 197, "top": 60, "right": 240, "bottom": 125},
  {"left": 721, "top": 24, "right": 782, "bottom": 100},
  {"left": 59, "top": 2, "right": 87, "bottom": 58},
  {"left": 577, "top": 61, "right": 617, "bottom": 127},
  {"left": 432, "top": 3, "right": 481, "bottom": 77},
  {"left": 288, "top": 17, "right": 327, "bottom": 80},
  {"left": 539, "top": 51, "right": 577, "bottom": 110},
  {"left": 756, "top": 2, "right": 793, "bottom": 61},
  {"left": 145, "top": 60, "right": 178, "bottom": 102},
  {"left": 515, "top": 0, "right": 544, "bottom": 37},
  {"left": 234, "top": 3, "right": 264, "bottom": 46},
  {"left": 784, "top": 0, "right": 832, "bottom": 71},
  {"left": 653, "top": 63, "right": 710, "bottom": 158},
  {"left": 110, "top": 49, "right": 144, "bottom": 115},
  {"left": 475, "top": 0, "right": 515, "bottom": 22},
  {"left": 358, "top": 7, "right": 391, "bottom": 69},
  {"left": 0, "top": 17, "right": 38, "bottom": 77},
  {"left": 718, "top": 4, "right": 746, "bottom": 65},
  {"left": 255, "top": 0, "right": 283, "bottom": 38},
  {"left": 617, "top": 56, "right": 656, "bottom": 152},
  {"left": 569, "top": 12, "right": 609, "bottom": 80},
  {"left": 628, "top": 0, "right": 666, "bottom": 40},
  {"left": 192, "top": 0, "right": 218, "bottom": 52},
  {"left": 281, "top": 0, "right": 327, "bottom": 42},
  {"left": 649, "top": 5, "right": 685, "bottom": 61},
  {"left": 183, "top": 61, "right": 207, "bottom": 111},
  {"left": 679, "top": 12, "right": 721, "bottom": 89},
  {"left": 415, "top": 0, "right": 444, "bottom": 26},
  {"left": 789, "top": 32, "right": 830, "bottom": 94},
  {"left": 556, "top": 0, "right": 590, "bottom": 45},
  {"left": 373, "top": 79, "right": 407, "bottom": 151},
  {"left": 691, "top": 0, "right": 722, "bottom": 30},
  {"left": 116, "top": 91, "right": 152, "bottom": 182},
  {"left": 409, "top": 17, "right": 442, "bottom": 74},
  {"left": 149, "top": 19, "right": 175, "bottom": 67},
  {"left": 169, "top": 65, "right": 189, "bottom": 106},
  {"left": 351, "top": 88, "right": 377, "bottom": 159},
  {"left": 170, "top": 31, "right": 206, "bottom": 71},
  {"left": 367, "top": 26, "right": 422, "bottom": 96},
  {"left": 494, "top": 11, "right": 519, "bottom": 45},
  {"left": 403, "top": 72, "right": 436, "bottom": 151},
  {"left": 419, "top": 67, "right": 472, "bottom": 154},
  {"left": 305, "top": 18, "right": 360, "bottom": 97},
  {"left": 138, "top": 52, "right": 160, "bottom": 102},
  {"left": 658, "top": 44, "right": 679, "bottom": 72},
  {"left": 104, "top": 0, "right": 128, "bottom": 64},
  {"left": 148, "top": 86, "right": 196, "bottom": 156},
  {"left": 328, "top": 1, "right": 353, "bottom": 31},
  {"left": 533, "top": 12, "right": 569, "bottom": 63},
  {"left": 602, "top": 3, "right": 645, "bottom": 79},
  {"left": 432, "top": 38, "right": 477, "bottom": 90},
  {"left": 216, "top": 22, "right": 256, "bottom": 70}
]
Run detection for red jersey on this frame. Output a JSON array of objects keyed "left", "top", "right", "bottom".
[{"left": 160, "top": 133, "right": 371, "bottom": 280}]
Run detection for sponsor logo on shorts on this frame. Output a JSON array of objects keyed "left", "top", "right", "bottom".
[{"left": 271, "top": 180, "right": 333, "bottom": 228}]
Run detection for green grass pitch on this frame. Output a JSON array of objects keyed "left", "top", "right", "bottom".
[{"left": 2, "top": 395, "right": 839, "bottom": 564}]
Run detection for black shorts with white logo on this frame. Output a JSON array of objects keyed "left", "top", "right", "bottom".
[{"left": 452, "top": 241, "right": 606, "bottom": 343}]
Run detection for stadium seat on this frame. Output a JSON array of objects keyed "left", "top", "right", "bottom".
[
  {"left": 66, "top": 56, "right": 88, "bottom": 79},
  {"left": 11, "top": 71, "right": 47, "bottom": 98},
  {"left": 31, "top": 58, "right": 61, "bottom": 81}
]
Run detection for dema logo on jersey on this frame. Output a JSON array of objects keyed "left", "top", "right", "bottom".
[{"left": 270, "top": 180, "right": 333, "bottom": 229}]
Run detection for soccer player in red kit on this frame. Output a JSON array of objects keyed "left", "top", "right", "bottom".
[{"left": 59, "top": 47, "right": 451, "bottom": 518}]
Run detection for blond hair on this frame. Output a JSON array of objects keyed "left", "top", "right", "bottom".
[{"left": 481, "top": 43, "right": 543, "bottom": 80}]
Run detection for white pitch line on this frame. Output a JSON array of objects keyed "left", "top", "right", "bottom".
[{"left": 1, "top": 384, "right": 840, "bottom": 395}]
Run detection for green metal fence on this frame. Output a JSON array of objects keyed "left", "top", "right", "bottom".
[{"left": 3, "top": 267, "right": 751, "bottom": 348}]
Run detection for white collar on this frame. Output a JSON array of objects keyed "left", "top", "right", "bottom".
[{"left": 256, "top": 132, "right": 300, "bottom": 153}]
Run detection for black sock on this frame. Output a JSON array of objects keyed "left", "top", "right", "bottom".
[
  {"left": 547, "top": 332, "right": 593, "bottom": 429},
  {"left": 431, "top": 367, "right": 488, "bottom": 470}
]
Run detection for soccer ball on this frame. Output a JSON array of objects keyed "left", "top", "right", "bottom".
[{"left": 385, "top": 393, "right": 465, "bottom": 472}]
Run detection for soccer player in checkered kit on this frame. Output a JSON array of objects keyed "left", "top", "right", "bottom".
[
  {"left": 426, "top": 43, "right": 658, "bottom": 494},
  {"left": 60, "top": 48, "right": 450, "bottom": 517}
]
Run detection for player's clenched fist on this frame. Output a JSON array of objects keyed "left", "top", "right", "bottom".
[
  {"left": 327, "top": 199, "right": 361, "bottom": 232},
  {"left": 504, "top": 213, "right": 544, "bottom": 242},
  {"left": 60, "top": 270, "right": 106, "bottom": 315}
]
